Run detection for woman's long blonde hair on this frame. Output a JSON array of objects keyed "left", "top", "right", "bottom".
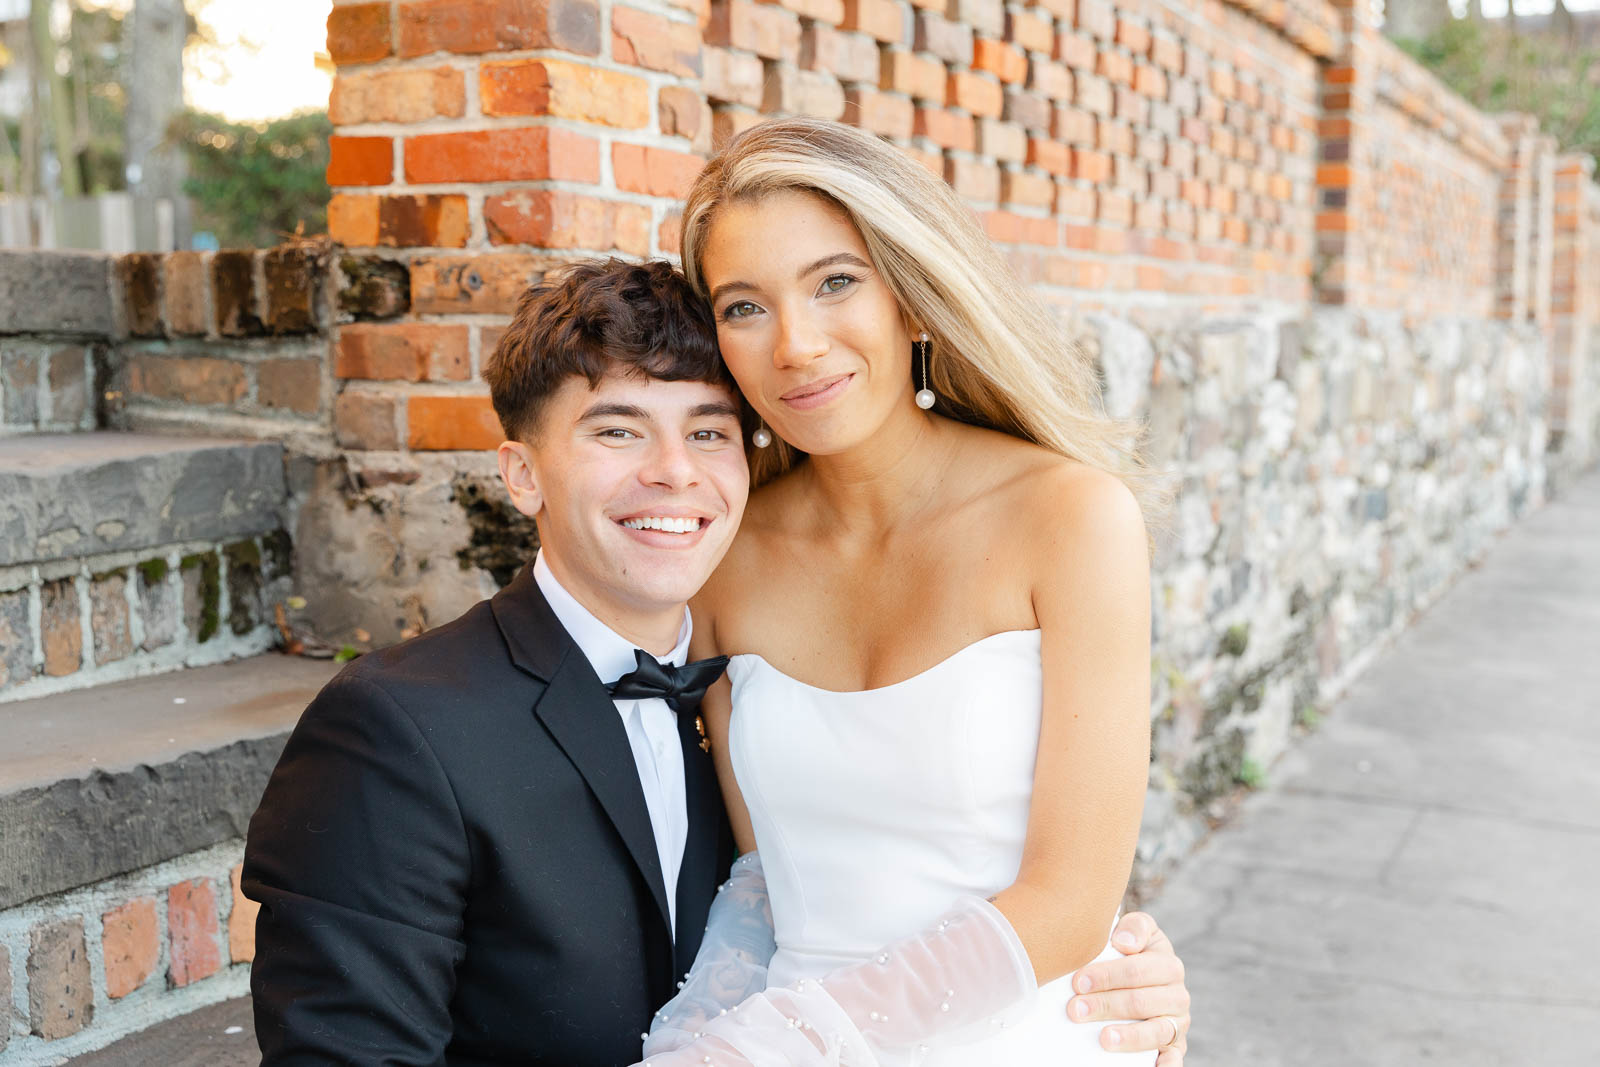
[{"left": 680, "top": 118, "right": 1164, "bottom": 521}]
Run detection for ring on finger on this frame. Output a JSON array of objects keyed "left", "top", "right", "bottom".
[{"left": 1155, "top": 1015, "right": 1182, "bottom": 1051}]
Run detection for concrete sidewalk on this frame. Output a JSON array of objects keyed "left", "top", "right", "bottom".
[{"left": 1150, "top": 470, "right": 1600, "bottom": 1065}]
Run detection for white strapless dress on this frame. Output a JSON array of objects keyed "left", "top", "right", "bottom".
[{"left": 726, "top": 629, "right": 1154, "bottom": 1067}]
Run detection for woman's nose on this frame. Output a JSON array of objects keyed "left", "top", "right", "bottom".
[{"left": 772, "top": 309, "right": 829, "bottom": 369}]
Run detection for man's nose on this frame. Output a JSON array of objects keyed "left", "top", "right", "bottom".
[{"left": 639, "top": 434, "right": 701, "bottom": 488}]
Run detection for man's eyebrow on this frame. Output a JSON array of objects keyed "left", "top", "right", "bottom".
[
  {"left": 691, "top": 401, "right": 742, "bottom": 419},
  {"left": 707, "top": 252, "right": 871, "bottom": 307},
  {"left": 577, "top": 402, "right": 650, "bottom": 421}
]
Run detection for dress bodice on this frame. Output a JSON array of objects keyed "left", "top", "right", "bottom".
[
  {"left": 726, "top": 629, "right": 1044, "bottom": 970},
  {"left": 725, "top": 629, "right": 1152, "bottom": 1066}
]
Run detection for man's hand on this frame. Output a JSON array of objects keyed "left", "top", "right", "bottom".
[{"left": 1065, "top": 912, "right": 1189, "bottom": 1065}]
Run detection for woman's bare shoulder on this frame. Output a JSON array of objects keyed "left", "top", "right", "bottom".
[{"left": 689, "top": 469, "right": 808, "bottom": 648}]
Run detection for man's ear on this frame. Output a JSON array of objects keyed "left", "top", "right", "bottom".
[{"left": 497, "top": 440, "right": 544, "bottom": 519}]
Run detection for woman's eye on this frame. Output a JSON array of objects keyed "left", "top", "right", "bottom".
[
  {"left": 820, "top": 274, "right": 856, "bottom": 295},
  {"left": 721, "top": 300, "right": 758, "bottom": 321}
]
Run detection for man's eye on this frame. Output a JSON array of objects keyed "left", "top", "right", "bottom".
[
  {"left": 721, "top": 300, "right": 758, "bottom": 321},
  {"left": 820, "top": 273, "right": 856, "bottom": 295},
  {"left": 598, "top": 428, "right": 637, "bottom": 440},
  {"left": 689, "top": 429, "right": 727, "bottom": 442}
]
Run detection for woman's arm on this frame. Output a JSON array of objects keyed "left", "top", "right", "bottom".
[{"left": 989, "top": 464, "right": 1153, "bottom": 983}]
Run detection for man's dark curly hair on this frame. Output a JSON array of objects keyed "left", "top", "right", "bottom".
[{"left": 484, "top": 258, "right": 736, "bottom": 442}]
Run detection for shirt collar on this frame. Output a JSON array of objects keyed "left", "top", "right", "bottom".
[{"left": 533, "top": 550, "right": 692, "bottom": 685}]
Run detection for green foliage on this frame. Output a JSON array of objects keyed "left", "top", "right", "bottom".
[
  {"left": 334, "top": 644, "right": 361, "bottom": 663},
  {"left": 1236, "top": 757, "right": 1267, "bottom": 789},
  {"left": 1396, "top": 17, "right": 1600, "bottom": 165},
  {"left": 176, "top": 109, "right": 331, "bottom": 248}
]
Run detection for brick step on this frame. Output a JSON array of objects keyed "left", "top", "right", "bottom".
[
  {"left": 0, "top": 653, "right": 338, "bottom": 1061},
  {"left": 0, "top": 432, "right": 293, "bottom": 704}
]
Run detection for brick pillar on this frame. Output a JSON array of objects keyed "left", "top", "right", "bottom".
[
  {"left": 1551, "top": 153, "right": 1597, "bottom": 456},
  {"left": 1311, "top": 21, "right": 1375, "bottom": 307},
  {"left": 1495, "top": 114, "right": 1539, "bottom": 324},
  {"left": 324, "top": 0, "right": 709, "bottom": 454}
]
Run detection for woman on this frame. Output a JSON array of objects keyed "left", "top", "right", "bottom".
[{"left": 641, "top": 118, "right": 1167, "bottom": 1066}]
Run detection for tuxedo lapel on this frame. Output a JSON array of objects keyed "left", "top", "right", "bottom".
[
  {"left": 673, "top": 700, "right": 722, "bottom": 969},
  {"left": 492, "top": 566, "right": 674, "bottom": 938}
]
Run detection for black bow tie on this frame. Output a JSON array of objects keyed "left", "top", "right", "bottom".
[{"left": 606, "top": 649, "right": 729, "bottom": 713}]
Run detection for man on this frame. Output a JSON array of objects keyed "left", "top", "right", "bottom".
[{"left": 243, "top": 259, "right": 1190, "bottom": 1065}]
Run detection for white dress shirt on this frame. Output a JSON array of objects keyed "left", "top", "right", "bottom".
[{"left": 533, "top": 551, "right": 689, "bottom": 936}]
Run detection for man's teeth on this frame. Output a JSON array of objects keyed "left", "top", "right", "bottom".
[{"left": 621, "top": 517, "right": 703, "bottom": 533}]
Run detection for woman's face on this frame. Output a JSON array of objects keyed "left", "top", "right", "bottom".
[{"left": 700, "top": 189, "right": 916, "bottom": 458}]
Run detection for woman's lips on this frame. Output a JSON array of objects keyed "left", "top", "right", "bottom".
[{"left": 780, "top": 373, "right": 853, "bottom": 411}]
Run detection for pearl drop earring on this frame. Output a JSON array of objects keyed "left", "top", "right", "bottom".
[
  {"left": 914, "top": 332, "right": 936, "bottom": 410},
  {"left": 752, "top": 424, "right": 772, "bottom": 448}
]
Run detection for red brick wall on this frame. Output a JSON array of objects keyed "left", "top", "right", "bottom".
[{"left": 319, "top": 0, "right": 1594, "bottom": 454}]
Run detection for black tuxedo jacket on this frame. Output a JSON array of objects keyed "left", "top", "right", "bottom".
[{"left": 243, "top": 565, "right": 734, "bottom": 1065}]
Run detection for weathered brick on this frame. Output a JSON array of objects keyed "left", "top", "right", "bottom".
[
  {"left": 945, "top": 155, "right": 1001, "bottom": 201},
  {"left": 47, "top": 346, "right": 88, "bottom": 427},
  {"left": 484, "top": 190, "right": 651, "bottom": 255},
  {"left": 212, "top": 250, "right": 264, "bottom": 338},
  {"left": 329, "top": 67, "right": 467, "bottom": 125},
  {"left": 1075, "top": 0, "right": 1113, "bottom": 39},
  {"left": 328, "top": 136, "right": 393, "bottom": 186},
  {"left": 613, "top": 143, "right": 706, "bottom": 198},
  {"left": 40, "top": 578, "right": 82, "bottom": 678},
  {"left": 337, "top": 323, "right": 471, "bottom": 382},
  {"left": 949, "top": 0, "right": 1003, "bottom": 36},
  {"left": 481, "top": 59, "right": 650, "bottom": 127},
  {"left": 117, "top": 253, "right": 163, "bottom": 337},
  {"left": 880, "top": 49, "right": 946, "bottom": 101},
  {"left": 398, "top": 0, "right": 601, "bottom": 57},
  {"left": 845, "top": 86, "right": 915, "bottom": 138},
  {"left": 1055, "top": 28, "right": 1094, "bottom": 69},
  {"left": 0, "top": 588, "right": 33, "bottom": 690},
  {"left": 137, "top": 559, "right": 178, "bottom": 652},
  {"left": 703, "top": 46, "right": 766, "bottom": 107},
  {"left": 335, "top": 390, "right": 402, "bottom": 450},
  {"left": 229, "top": 864, "right": 258, "bottom": 964},
  {"left": 328, "top": 194, "right": 381, "bottom": 247},
  {"left": 1001, "top": 167, "right": 1055, "bottom": 208},
  {"left": 1004, "top": 88, "right": 1051, "bottom": 132},
  {"left": 408, "top": 394, "right": 505, "bottom": 450},
  {"left": 913, "top": 106, "right": 976, "bottom": 151},
  {"left": 774, "top": 0, "right": 846, "bottom": 22},
  {"left": 1075, "top": 69, "right": 1112, "bottom": 115},
  {"left": 660, "top": 86, "right": 711, "bottom": 149},
  {"left": 1072, "top": 146, "right": 1111, "bottom": 182},
  {"left": 168, "top": 878, "right": 221, "bottom": 988},
  {"left": 89, "top": 571, "right": 132, "bottom": 665},
  {"left": 1052, "top": 105, "right": 1095, "bottom": 145},
  {"left": 1096, "top": 47, "right": 1132, "bottom": 87},
  {"left": 340, "top": 255, "right": 411, "bottom": 320},
  {"left": 977, "top": 117, "right": 1027, "bottom": 161},
  {"left": 764, "top": 64, "right": 847, "bottom": 120},
  {"left": 352, "top": 195, "right": 472, "bottom": 249},
  {"left": 258, "top": 359, "right": 324, "bottom": 413},
  {"left": 712, "top": 106, "right": 766, "bottom": 147},
  {"left": 1028, "top": 57, "right": 1072, "bottom": 101},
  {"left": 162, "top": 251, "right": 209, "bottom": 337},
  {"left": 1026, "top": 136, "right": 1070, "bottom": 175},
  {"left": 410, "top": 255, "right": 548, "bottom": 315},
  {"left": 973, "top": 38, "right": 1026, "bottom": 84},
  {"left": 29, "top": 918, "right": 93, "bottom": 1038},
  {"left": 406, "top": 127, "right": 600, "bottom": 184},
  {"left": 840, "top": 0, "right": 902, "bottom": 43},
  {"left": 711, "top": 0, "right": 802, "bottom": 58},
  {"left": 102, "top": 898, "right": 159, "bottom": 999},
  {"left": 947, "top": 69, "right": 1003, "bottom": 117},
  {"left": 803, "top": 25, "right": 881, "bottom": 82},
  {"left": 1007, "top": 8, "right": 1053, "bottom": 52},
  {"left": 612, "top": 5, "right": 702, "bottom": 75},
  {"left": 263, "top": 245, "right": 321, "bottom": 335},
  {"left": 327, "top": 3, "right": 392, "bottom": 64},
  {"left": 128, "top": 355, "right": 247, "bottom": 407},
  {"left": 914, "top": 11, "right": 972, "bottom": 64}
]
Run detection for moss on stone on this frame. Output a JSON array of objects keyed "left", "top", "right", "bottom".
[
  {"left": 136, "top": 558, "right": 169, "bottom": 586},
  {"left": 262, "top": 530, "right": 292, "bottom": 579},
  {"left": 91, "top": 566, "right": 127, "bottom": 584},
  {"left": 224, "top": 541, "right": 263, "bottom": 637},
  {"left": 182, "top": 552, "right": 221, "bottom": 643},
  {"left": 1220, "top": 622, "right": 1250, "bottom": 657}
]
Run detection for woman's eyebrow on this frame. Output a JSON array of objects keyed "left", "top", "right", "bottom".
[{"left": 707, "top": 252, "right": 871, "bottom": 306}]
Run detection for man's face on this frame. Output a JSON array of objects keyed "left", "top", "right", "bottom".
[{"left": 500, "top": 372, "right": 749, "bottom": 640}]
